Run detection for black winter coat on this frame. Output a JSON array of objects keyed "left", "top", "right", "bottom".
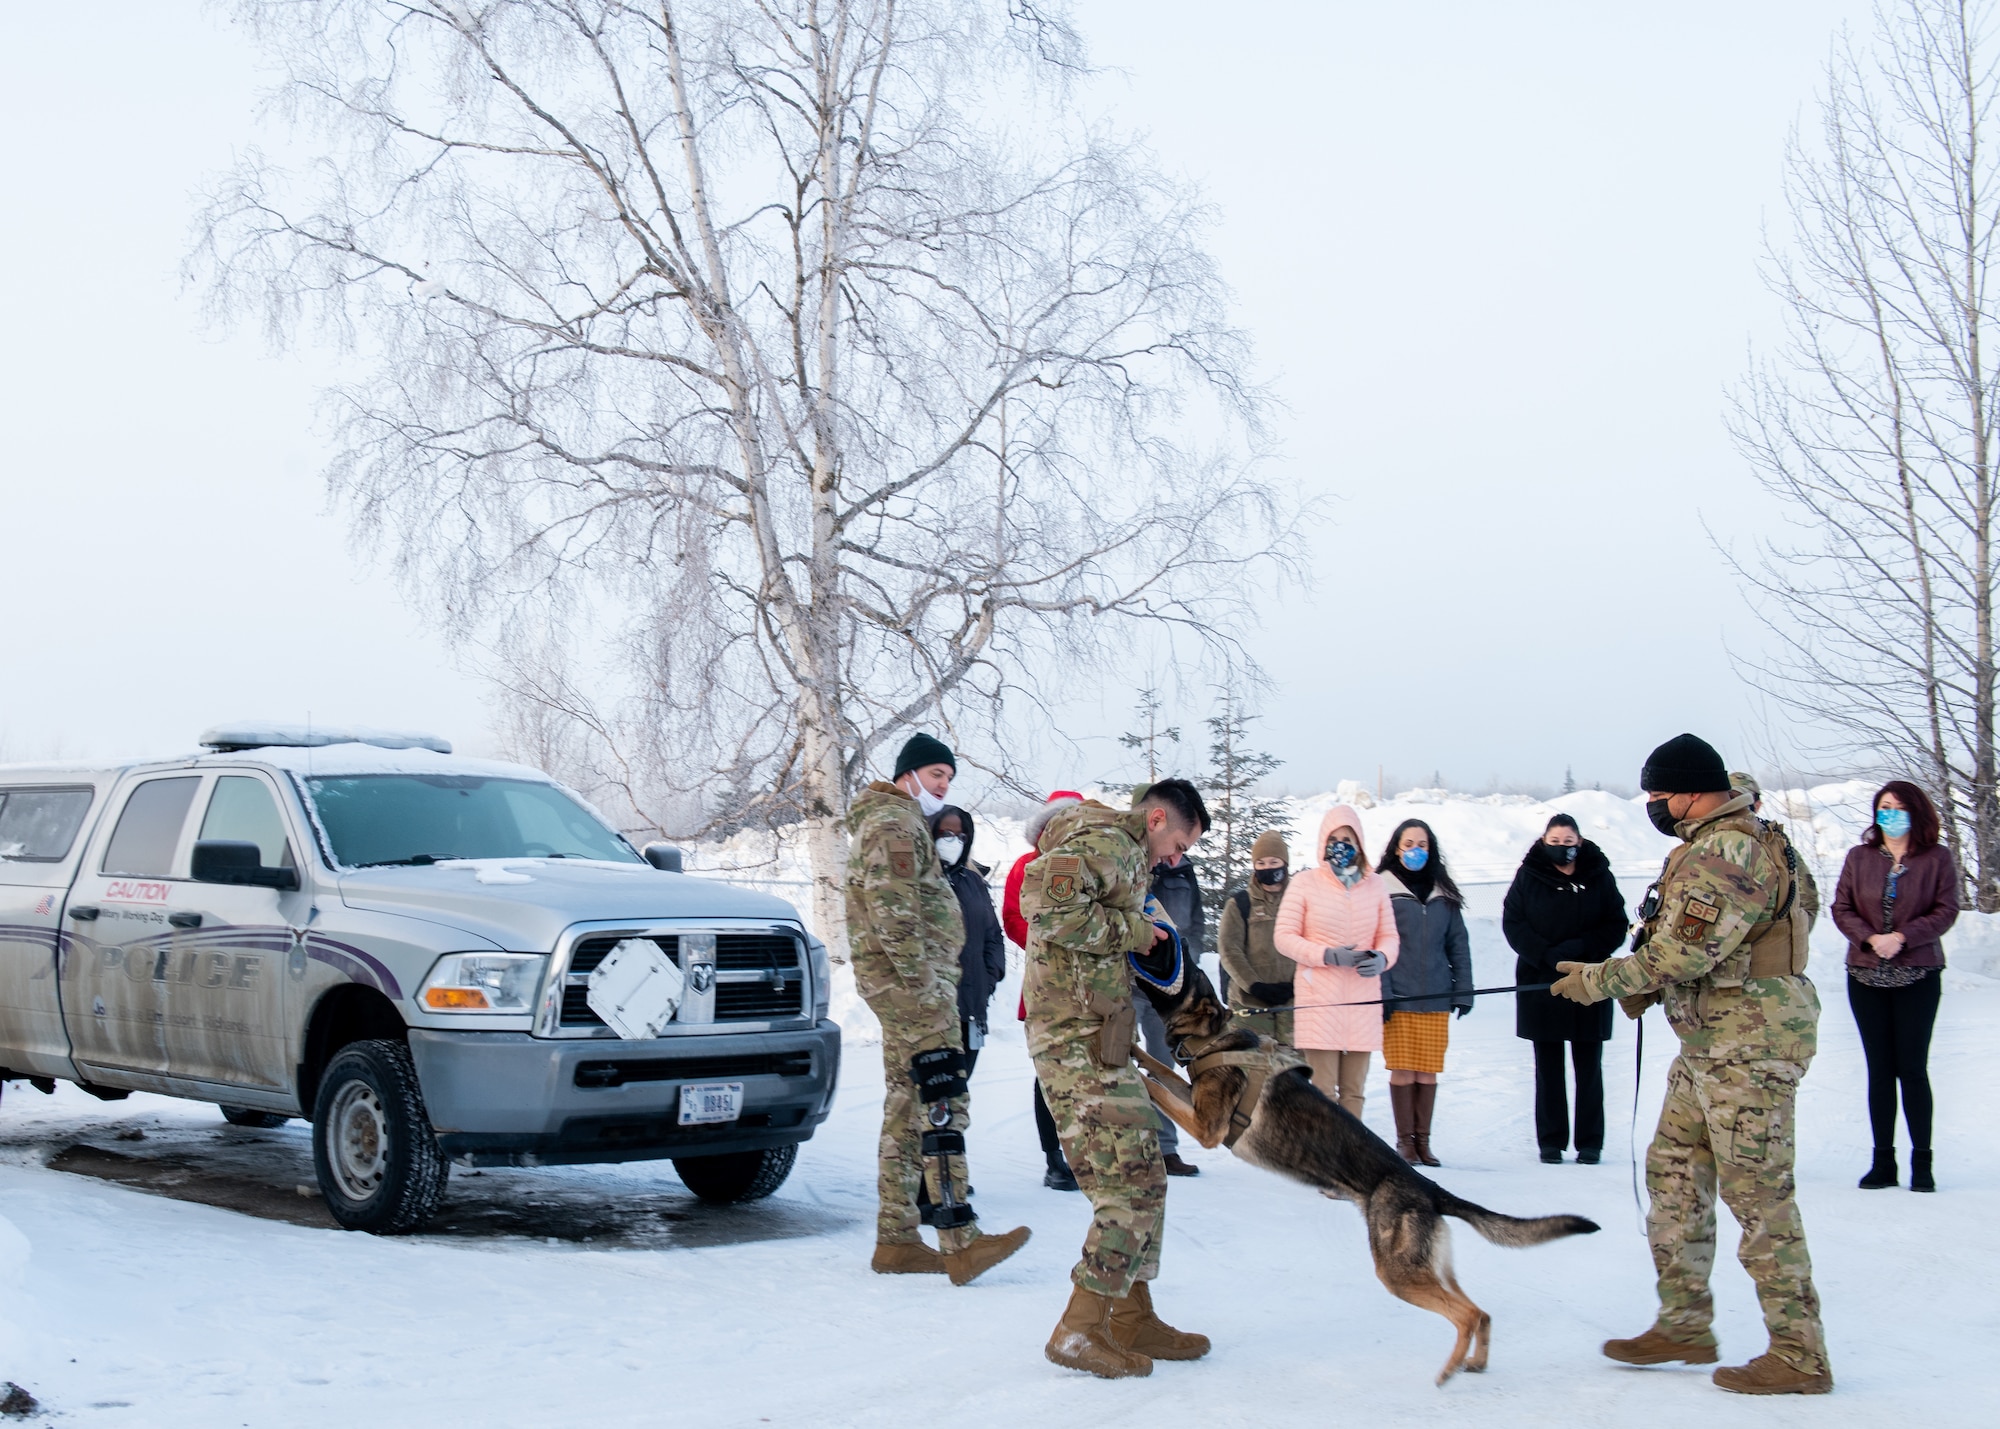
[
  {"left": 931, "top": 806, "right": 1007, "bottom": 1028},
  {"left": 1502, "top": 839, "right": 1627, "bottom": 1043},
  {"left": 1150, "top": 856, "right": 1208, "bottom": 959}
]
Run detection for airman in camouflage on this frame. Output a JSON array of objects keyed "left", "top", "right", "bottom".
[
  {"left": 845, "top": 733, "right": 1028, "bottom": 1285},
  {"left": 1552, "top": 733, "right": 1830, "bottom": 1396},
  {"left": 1025, "top": 778, "right": 1213, "bottom": 1379}
]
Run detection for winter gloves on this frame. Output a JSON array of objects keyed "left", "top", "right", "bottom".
[
  {"left": 1453, "top": 1001, "right": 1472, "bottom": 1019},
  {"left": 1550, "top": 960, "right": 1606, "bottom": 1005},
  {"left": 1246, "top": 981, "right": 1294, "bottom": 1007},
  {"left": 1322, "top": 946, "right": 1387, "bottom": 977},
  {"left": 1322, "top": 946, "right": 1364, "bottom": 967},
  {"left": 1353, "top": 950, "right": 1387, "bottom": 978}
]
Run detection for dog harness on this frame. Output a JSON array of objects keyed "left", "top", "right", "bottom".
[{"left": 1185, "top": 1042, "right": 1306, "bottom": 1149}]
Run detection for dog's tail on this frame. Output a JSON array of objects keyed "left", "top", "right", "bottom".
[{"left": 1439, "top": 1194, "right": 1599, "bottom": 1247}]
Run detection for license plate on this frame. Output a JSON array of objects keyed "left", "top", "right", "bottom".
[{"left": 678, "top": 1081, "right": 744, "bottom": 1125}]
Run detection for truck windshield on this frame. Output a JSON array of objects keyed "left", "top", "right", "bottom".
[{"left": 303, "top": 775, "right": 643, "bottom": 868}]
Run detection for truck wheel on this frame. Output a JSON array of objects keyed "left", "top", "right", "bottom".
[
  {"left": 219, "top": 1105, "right": 291, "bottom": 1129},
  {"left": 672, "top": 1144, "right": 797, "bottom": 1204},
  {"left": 311, "top": 1039, "right": 449, "bottom": 1234}
]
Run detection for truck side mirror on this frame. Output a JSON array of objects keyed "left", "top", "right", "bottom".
[
  {"left": 192, "top": 839, "right": 301, "bottom": 892},
  {"left": 642, "top": 842, "right": 683, "bottom": 873}
]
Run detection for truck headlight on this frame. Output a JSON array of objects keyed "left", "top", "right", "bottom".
[
  {"left": 807, "top": 934, "right": 832, "bottom": 1022},
  {"left": 419, "top": 953, "right": 547, "bottom": 1013}
]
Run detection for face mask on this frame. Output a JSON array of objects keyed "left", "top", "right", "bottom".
[
  {"left": 933, "top": 836, "right": 965, "bottom": 866},
  {"left": 1877, "top": 808, "right": 1912, "bottom": 840},
  {"left": 1254, "top": 866, "right": 1287, "bottom": 887},
  {"left": 1646, "top": 797, "right": 1681, "bottom": 837},
  {"left": 1547, "top": 842, "right": 1577, "bottom": 863},
  {"left": 1325, "top": 839, "right": 1358, "bottom": 869},
  {"left": 913, "top": 784, "right": 947, "bottom": 818},
  {"left": 1399, "top": 847, "right": 1429, "bottom": 871}
]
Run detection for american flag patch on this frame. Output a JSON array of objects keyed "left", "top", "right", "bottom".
[{"left": 34, "top": 895, "right": 55, "bottom": 916}]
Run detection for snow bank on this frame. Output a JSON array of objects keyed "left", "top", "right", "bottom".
[{"left": 0, "top": 1209, "right": 27, "bottom": 1361}]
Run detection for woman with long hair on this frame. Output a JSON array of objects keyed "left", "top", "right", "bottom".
[
  {"left": 1375, "top": 819, "right": 1472, "bottom": 1165},
  {"left": 1830, "top": 780, "right": 1960, "bottom": 1192}
]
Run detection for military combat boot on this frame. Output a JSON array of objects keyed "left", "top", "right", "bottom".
[
  {"left": 871, "top": 1240, "right": 946, "bottom": 1275},
  {"left": 1045, "top": 1285, "right": 1153, "bottom": 1378},
  {"left": 1389, "top": 1082, "right": 1419, "bottom": 1163},
  {"left": 1712, "top": 1352, "right": 1833, "bottom": 1395},
  {"left": 943, "top": 1224, "right": 1031, "bottom": 1286},
  {"left": 1601, "top": 1328, "right": 1719, "bottom": 1366},
  {"left": 1107, "top": 1280, "right": 1210, "bottom": 1360}
]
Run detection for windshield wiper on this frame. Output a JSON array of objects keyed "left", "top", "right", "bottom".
[{"left": 354, "top": 853, "right": 459, "bottom": 868}]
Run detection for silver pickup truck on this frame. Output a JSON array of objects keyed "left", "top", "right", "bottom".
[{"left": 0, "top": 727, "right": 840, "bottom": 1232}]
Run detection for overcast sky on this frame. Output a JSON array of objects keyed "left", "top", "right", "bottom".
[{"left": 0, "top": 2, "right": 1876, "bottom": 793}]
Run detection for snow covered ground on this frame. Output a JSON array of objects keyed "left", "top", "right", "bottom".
[{"left": 3, "top": 905, "right": 1996, "bottom": 1426}]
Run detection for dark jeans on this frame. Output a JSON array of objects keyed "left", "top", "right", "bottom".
[
  {"left": 1533, "top": 1039, "right": 1605, "bottom": 1154},
  {"left": 1034, "top": 1078, "right": 1069, "bottom": 1173},
  {"left": 1848, "top": 972, "right": 1941, "bottom": 1151}
]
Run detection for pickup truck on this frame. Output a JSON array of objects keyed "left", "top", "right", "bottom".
[{"left": 0, "top": 727, "right": 840, "bottom": 1232}]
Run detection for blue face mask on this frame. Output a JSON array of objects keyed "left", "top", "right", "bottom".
[
  {"left": 1325, "top": 839, "right": 1358, "bottom": 869},
  {"left": 1400, "top": 847, "right": 1429, "bottom": 871},
  {"left": 1877, "top": 807, "right": 1912, "bottom": 839}
]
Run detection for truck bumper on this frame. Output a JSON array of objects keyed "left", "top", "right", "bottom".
[{"left": 406, "top": 1021, "right": 843, "bottom": 1168}]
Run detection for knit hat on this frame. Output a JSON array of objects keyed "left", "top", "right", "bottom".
[
  {"left": 1640, "top": 733, "right": 1729, "bottom": 794},
  {"left": 893, "top": 732, "right": 956, "bottom": 780},
  {"left": 1250, "top": 830, "right": 1290, "bottom": 862}
]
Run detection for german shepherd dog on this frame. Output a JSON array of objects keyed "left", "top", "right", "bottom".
[{"left": 1136, "top": 966, "right": 1598, "bottom": 1385}]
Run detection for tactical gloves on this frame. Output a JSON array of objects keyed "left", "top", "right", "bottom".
[
  {"left": 1619, "top": 991, "right": 1661, "bottom": 1020},
  {"left": 1550, "top": 961, "right": 1605, "bottom": 1005},
  {"left": 1246, "top": 980, "right": 1294, "bottom": 1006}
]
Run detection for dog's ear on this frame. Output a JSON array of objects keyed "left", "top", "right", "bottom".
[{"left": 1168, "top": 965, "right": 1232, "bottom": 1041}]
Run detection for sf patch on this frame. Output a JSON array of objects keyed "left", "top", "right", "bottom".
[
  {"left": 1046, "top": 854, "right": 1082, "bottom": 903},
  {"left": 1675, "top": 893, "right": 1722, "bottom": 943},
  {"left": 888, "top": 836, "right": 917, "bottom": 879}
]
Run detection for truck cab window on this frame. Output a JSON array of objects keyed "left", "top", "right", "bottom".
[
  {"left": 100, "top": 777, "right": 201, "bottom": 877},
  {"left": 0, "top": 786, "right": 94, "bottom": 861},
  {"left": 199, "top": 775, "right": 295, "bottom": 869}
]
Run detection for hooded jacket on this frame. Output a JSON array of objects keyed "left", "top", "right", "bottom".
[
  {"left": 1380, "top": 867, "right": 1473, "bottom": 1016},
  {"left": 1502, "top": 838, "right": 1625, "bottom": 1042},
  {"left": 931, "top": 807, "right": 1008, "bottom": 1027},
  {"left": 1272, "top": 805, "right": 1400, "bottom": 1051}
]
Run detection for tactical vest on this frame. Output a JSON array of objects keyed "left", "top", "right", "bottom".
[{"left": 1648, "top": 814, "right": 1810, "bottom": 981}]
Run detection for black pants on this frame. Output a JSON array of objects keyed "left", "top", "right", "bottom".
[
  {"left": 1033, "top": 1077, "right": 1069, "bottom": 1173},
  {"left": 1533, "top": 1039, "right": 1605, "bottom": 1154},
  {"left": 1848, "top": 972, "right": 1941, "bottom": 1151}
]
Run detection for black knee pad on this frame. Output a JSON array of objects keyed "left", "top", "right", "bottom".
[{"left": 909, "top": 1046, "right": 968, "bottom": 1103}]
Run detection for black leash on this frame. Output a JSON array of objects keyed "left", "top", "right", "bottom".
[
  {"left": 1631, "top": 1011, "right": 1647, "bottom": 1233},
  {"left": 1256, "top": 981, "right": 1554, "bottom": 1014}
]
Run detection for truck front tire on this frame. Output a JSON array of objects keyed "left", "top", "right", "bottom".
[
  {"left": 311, "top": 1039, "right": 449, "bottom": 1233},
  {"left": 672, "top": 1144, "right": 797, "bottom": 1204}
]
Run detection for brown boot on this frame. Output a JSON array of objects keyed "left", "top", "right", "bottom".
[
  {"left": 1411, "top": 1081, "right": 1441, "bottom": 1166},
  {"left": 1601, "top": 1327, "right": 1719, "bottom": 1366},
  {"left": 1713, "top": 1352, "right": 1833, "bottom": 1395},
  {"left": 1045, "top": 1285, "right": 1153, "bottom": 1378},
  {"left": 1106, "top": 1280, "right": 1211, "bottom": 1360},
  {"left": 871, "top": 1240, "right": 946, "bottom": 1275},
  {"left": 1389, "top": 1082, "right": 1419, "bottom": 1162},
  {"left": 943, "top": 1224, "right": 1031, "bottom": 1286}
]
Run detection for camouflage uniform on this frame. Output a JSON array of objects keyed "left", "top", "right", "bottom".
[
  {"left": 1217, "top": 881, "right": 1294, "bottom": 1046},
  {"left": 1575, "top": 792, "right": 1827, "bottom": 1375},
  {"left": 844, "top": 781, "right": 977, "bottom": 1253},
  {"left": 1022, "top": 800, "right": 1166, "bottom": 1296}
]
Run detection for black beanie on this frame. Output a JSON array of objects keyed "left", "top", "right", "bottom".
[
  {"left": 893, "top": 732, "right": 956, "bottom": 780},
  {"left": 1640, "top": 733, "right": 1729, "bottom": 794}
]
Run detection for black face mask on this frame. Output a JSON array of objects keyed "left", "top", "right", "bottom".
[
  {"left": 1546, "top": 842, "right": 1577, "bottom": 864},
  {"left": 1254, "top": 867, "right": 1287, "bottom": 887},
  {"left": 1646, "top": 797, "right": 1682, "bottom": 838}
]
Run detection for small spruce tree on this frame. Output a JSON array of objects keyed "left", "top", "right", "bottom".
[
  {"left": 1196, "top": 698, "right": 1288, "bottom": 915},
  {"left": 1119, "top": 689, "right": 1181, "bottom": 785},
  {"left": 1563, "top": 765, "right": 1577, "bottom": 794}
]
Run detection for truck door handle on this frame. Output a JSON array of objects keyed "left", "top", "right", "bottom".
[
  {"left": 167, "top": 911, "right": 203, "bottom": 930},
  {"left": 67, "top": 905, "right": 100, "bottom": 921}
]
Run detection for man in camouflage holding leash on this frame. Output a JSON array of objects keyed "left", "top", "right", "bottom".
[
  {"left": 846, "top": 733, "right": 1030, "bottom": 1285},
  {"left": 1550, "top": 733, "right": 1830, "bottom": 1396},
  {"left": 1022, "top": 777, "right": 1213, "bottom": 1378}
]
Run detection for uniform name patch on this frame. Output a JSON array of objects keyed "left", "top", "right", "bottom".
[
  {"left": 888, "top": 836, "right": 916, "bottom": 879},
  {"left": 1675, "top": 894, "right": 1721, "bottom": 941},
  {"left": 1047, "top": 854, "right": 1081, "bottom": 903}
]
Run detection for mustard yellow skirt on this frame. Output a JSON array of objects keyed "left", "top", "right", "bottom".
[{"left": 1381, "top": 1011, "right": 1450, "bottom": 1074}]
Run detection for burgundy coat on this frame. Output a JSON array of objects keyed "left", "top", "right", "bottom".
[{"left": 1830, "top": 842, "right": 1960, "bottom": 970}]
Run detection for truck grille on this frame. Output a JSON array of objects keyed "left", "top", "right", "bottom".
[{"left": 560, "top": 931, "right": 806, "bottom": 1030}]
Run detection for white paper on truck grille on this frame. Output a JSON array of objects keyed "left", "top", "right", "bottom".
[{"left": 585, "top": 938, "right": 685, "bottom": 1039}]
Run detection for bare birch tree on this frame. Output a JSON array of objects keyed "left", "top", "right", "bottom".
[
  {"left": 1732, "top": 0, "right": 2000, "bottom": 907},
  {"left": 195, "top": 0, "right": 1289, "bottom": 948}
]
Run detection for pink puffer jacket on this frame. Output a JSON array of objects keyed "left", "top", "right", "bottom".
[{"left": 1273, "top": 804, "right": 1400, "bottom": 1052}]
